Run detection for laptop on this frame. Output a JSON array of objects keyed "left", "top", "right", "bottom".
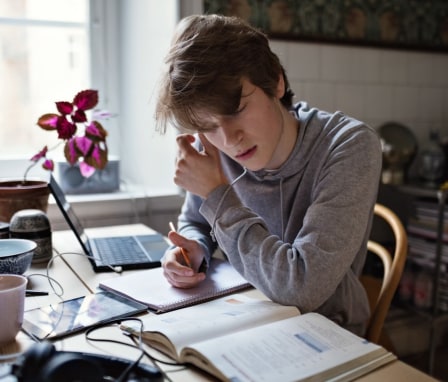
[{"left": 48, "top": 175, "right": 169, "bottom": 272}]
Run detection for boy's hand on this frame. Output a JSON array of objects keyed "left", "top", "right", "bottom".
[
  {"left": 174, "top": 134, "right": 228, "bottom": 198},
  {"left": 161, "top": 230, "right": 206, "bottom": 288}
]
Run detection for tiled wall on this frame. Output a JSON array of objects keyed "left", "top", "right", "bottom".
[{"left": 271, "top": 41, "right": 448, "bottom": 148}]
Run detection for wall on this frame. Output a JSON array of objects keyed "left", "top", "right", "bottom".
[
  {"left": 117, "top": 0, "right": 179, "bottom": 194},
  {"left": 270, "top": 41, "right": 448, "bottom": 152}
]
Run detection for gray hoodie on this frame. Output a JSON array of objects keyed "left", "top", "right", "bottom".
[{"left": 177, "top": 102, "right": 382, "bottom": 335}]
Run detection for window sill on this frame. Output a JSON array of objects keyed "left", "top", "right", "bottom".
[{"left": 0, "top": 159, "right": 185, "bottom": 235}]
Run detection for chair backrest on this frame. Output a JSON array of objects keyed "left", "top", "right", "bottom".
[{"left": 361, "top": 203, "right": 408, "bottom": 344}]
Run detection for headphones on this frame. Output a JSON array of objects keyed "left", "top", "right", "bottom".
[{"left": 10, "top": 342, "right": 163, "bottom": 382}]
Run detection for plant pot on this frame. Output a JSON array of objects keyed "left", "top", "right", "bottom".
[{"left": 0, "top": 180, "right": 49, "bottom": 223}]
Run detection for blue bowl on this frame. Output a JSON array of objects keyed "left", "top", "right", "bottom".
[{"left": 0, "top": 239, "right": 36, "bottom": 274}]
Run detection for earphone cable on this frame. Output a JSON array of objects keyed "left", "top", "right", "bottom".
[
  {"left": 24, "top": 248, "right": 124, "bottom": 342},
  {"left": 84, "top": 318, "right": 178, "bottom": 382}
]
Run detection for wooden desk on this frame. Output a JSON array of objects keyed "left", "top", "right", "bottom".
[{"left": 1, "top": 224, "right": 438, "bottom": 381}]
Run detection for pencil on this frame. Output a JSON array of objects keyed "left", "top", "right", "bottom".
[{"left": 169, "top": 221, "right": 192, "bottom": 268}]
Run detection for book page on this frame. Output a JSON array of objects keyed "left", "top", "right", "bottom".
[
  {"left": 183, "top": 312, "right": 394, "bottom": 382},
  {"left": 122, "top": 294, "right": 299, "bottom": 359}
]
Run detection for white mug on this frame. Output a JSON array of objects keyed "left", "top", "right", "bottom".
[{"left": 0, "top": 274, "right": 27, "bottom": 344}]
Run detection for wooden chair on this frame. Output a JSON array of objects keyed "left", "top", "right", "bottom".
[{"left": 361, "top": 203, "right": 408, "bottom": 345}]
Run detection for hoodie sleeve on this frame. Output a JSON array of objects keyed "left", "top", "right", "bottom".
[{"left": 177, "top": 191, "right": 217, "bottom": 268}]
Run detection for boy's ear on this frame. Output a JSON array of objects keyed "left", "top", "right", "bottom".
[{"left": 276, "top": 72, "right": 286, "bottom": 99}]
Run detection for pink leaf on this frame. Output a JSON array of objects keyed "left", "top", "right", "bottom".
[
  {"left": 91, "top": 145, "right": 102, "bottom": 164},
  {"left": 86, "top": 121, "right": 107, "bottom": 141},
  {"left": 64, "top": 139, "right": 79, "bottom": 164},
  {"left": 72, "top": 109, "right": 87, "bottom": 123},
  {"left": 30, "top": 146, "right": 48, "bottom": 162},
  {"left": 84, "top": 143, "right": 108, "bottom": 169},
  {"left": 79, "top": 161, "right": 95, "bottom": 178},
  {"left": 73, "top": 90, "right": 98, "bottom": 111},
  {"left": 56, "top": 117, "right": 77, "bottom": 139},
  {"left": 37, "top": 114, "right": 59, "bottom": 130},
  {"left": 56, "top": 101, "right": 73, "bottom": 115},
  {"left": 42, "top": 159, "right": 54, "bottom": 171},
  {"left": 75, "top": 136, "right": 93, "bottom": 156}
]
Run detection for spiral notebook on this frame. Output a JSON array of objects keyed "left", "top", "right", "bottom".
[{"left": 98, "top": 258, "right": 252, "bottom": 313}]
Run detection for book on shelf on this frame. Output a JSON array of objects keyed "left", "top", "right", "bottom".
[
  {"left": 407, "top": 198, "right": 448, "bottom": 240},
  {"left": 413, "top": 200, "right": 448, "bottom": 220},
  {"left": 407, "top": 221, "right": 448, "bottom": 243},
  {"left": 407, "top": 232, "right": 448, "bottom": 273},
  {"left": 98, "top": 258, "right": 252, "bottom": 313},
  {"left": 408, "top": 217, "right": 444, "bottom": 232},
  {"left": 121, "top": 294, "right": 396, "bottom": 382},
  {"left": 408, "top": 236, "right": 448, "bottom": 262}
]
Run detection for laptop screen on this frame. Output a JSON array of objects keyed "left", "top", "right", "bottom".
[{"left": 48, "top": 175, "right": 90, "bottom": 254}]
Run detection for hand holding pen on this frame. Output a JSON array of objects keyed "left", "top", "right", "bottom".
[
  {"left": 169, "top": 222, "right": 192, "bottom": 268},
  {"left": 163, "top": 222, "right": 206, "bottom": 288}
]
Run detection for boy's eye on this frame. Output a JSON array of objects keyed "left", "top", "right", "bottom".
[
  {"left": 199, "top": 121, "right": 220, "bottom": 132},
  {"left": 234, "top": 104, "right": 246, "bottom": 115},
  {"left": 201, "top": 126, "right": 218, "bottom": 133}
]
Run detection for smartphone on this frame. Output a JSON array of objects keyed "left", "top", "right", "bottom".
[{"left": 22, "top": 291, "right": 148, "bottom": 341}]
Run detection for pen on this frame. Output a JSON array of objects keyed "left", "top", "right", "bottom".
[
  {"left": 169, "top": 221, "right": 192, "bottom": 268},
  {"left": 26, "top": 290, "right": 49, "bottom": 297}
]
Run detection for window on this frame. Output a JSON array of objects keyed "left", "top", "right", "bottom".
[
  {"left": 0, "top": 0, "right": 180, "bottom": 195},
  {"left": 0, "top": 0, "right": 89, "bottom": 158}
]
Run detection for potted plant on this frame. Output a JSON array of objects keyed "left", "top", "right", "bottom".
[{"left": 0, "top": 89, "right": 110, "bottom": 222}]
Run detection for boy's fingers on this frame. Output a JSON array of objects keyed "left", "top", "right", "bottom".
[{"left": 198, "top": 133, "right": 219, "bottom": 158}]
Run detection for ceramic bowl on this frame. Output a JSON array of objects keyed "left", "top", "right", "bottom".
[{"left": 0, "top": 239, "right": 36, "bottom": 274}]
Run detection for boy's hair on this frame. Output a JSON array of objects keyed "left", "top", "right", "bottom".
[{"left": 155, "top": 14, "right": 294, "bottom": 133}]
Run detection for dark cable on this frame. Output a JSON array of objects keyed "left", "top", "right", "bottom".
[{"left": 84, "top": 317, "right": 182, "bottom": 382}]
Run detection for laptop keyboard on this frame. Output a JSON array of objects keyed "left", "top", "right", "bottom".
[{"left": 92, "top": 237, "right": 150, "bottom": 265}]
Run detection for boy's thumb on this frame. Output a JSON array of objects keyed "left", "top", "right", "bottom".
[{"left": 198, "top": 133, "right": 218, "bottom": 158}]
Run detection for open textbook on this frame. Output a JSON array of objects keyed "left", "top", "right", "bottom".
[{"left": 121, "top": 294, "right": 396, "bottom": 382}]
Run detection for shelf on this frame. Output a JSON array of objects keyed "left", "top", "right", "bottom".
[
  {"left": 392, "top": 301, "right": 448, "bottom": 323},
  {"left": 384, "top": 182, "right": 448, "bottom": 376}
]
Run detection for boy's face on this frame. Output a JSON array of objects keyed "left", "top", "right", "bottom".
[{"left": 202, "top": 78, "right": 295, "bottom": 171}]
